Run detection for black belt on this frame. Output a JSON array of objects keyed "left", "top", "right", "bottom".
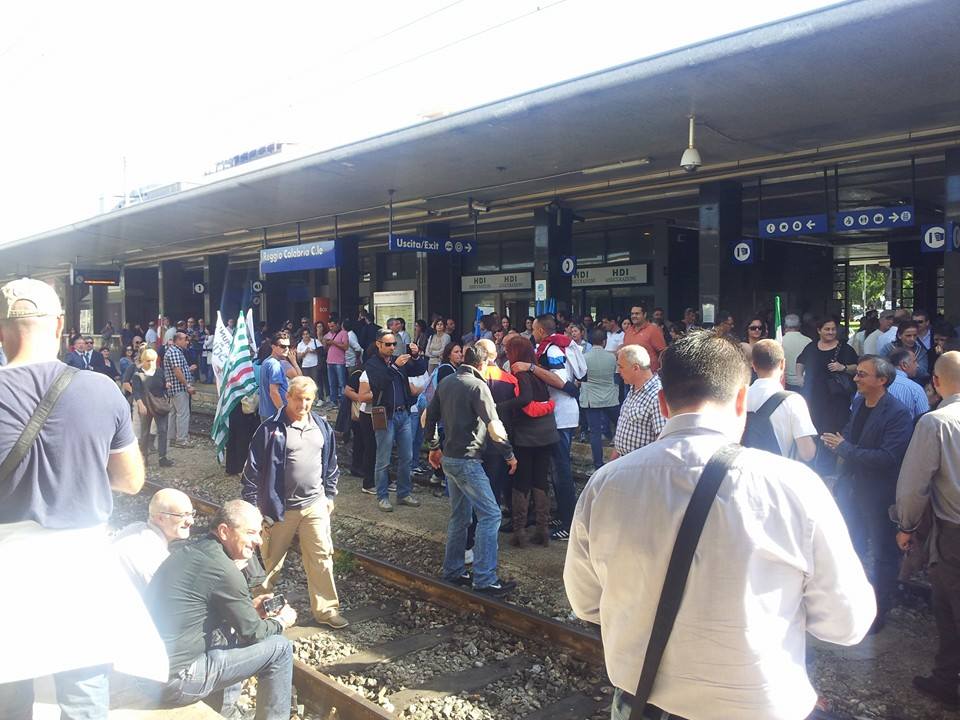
[{"left": 617, "top": 692, "right": 689, "bottom": 720}]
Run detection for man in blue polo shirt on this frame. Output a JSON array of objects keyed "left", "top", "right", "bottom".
[{"left": 259, "top": 332, "right": 298, "bottom": 421}]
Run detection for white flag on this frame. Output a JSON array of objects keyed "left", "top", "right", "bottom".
[
  {"left": 245, "top": 308, "right": 258, "bottom": 358},
  {"left": 211, "top": 311, "right": 233, "bottom": 391}
]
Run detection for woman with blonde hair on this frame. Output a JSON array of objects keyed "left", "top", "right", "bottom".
[{"left": 131, "top": 347, "right": 173, "bottom": 467}]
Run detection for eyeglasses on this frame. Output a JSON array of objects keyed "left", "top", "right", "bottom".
[
  {"left": 278, "top": 343, "right": 290, "bottom": 348},
  {"left": 380, "top": 341, "right": 397, "bottom": 347},
  {"left": 160, "top": 511, "right": 196, "bottom": 520},
  {"left": 854, "top": 371, "right": 874, "bottom": 378},
  {"left": 748, "top": 326, "right": 762, "bottom": 331}
]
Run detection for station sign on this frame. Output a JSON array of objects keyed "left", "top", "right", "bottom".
[
  {"left": 389, "top": 234, "right": 476, "bottom": 255},
  {"left": 921, "top": 224, "right": 948, "bottom": 253},
  {"left": 835, "top": 206, "right": 914, "bottom": 231},
  {"left": 758, "top": 213, "right": 827, "bottom": 238},
  {"left": 461, "top": 272, "right": 531, "bottom": 292},
  {"left": 731, "top": 239, "right": 754, "bottom": 265},
  {"left": 260, "top": 240, "right": 336, "bottom": 274},
  {"left": 571, "top": 263, "right": 650, "bottom": 287}
]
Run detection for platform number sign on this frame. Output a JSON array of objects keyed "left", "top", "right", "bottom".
[
  {"left": 193, "top": 282, "right": 206, "bottom": 295},
  {"left": 251, "top": 280, "right": 264, "bottom": 294},
  {"left": 732, "top": 239, "right": 754, "bottom": 265},
  {"left": 921, "top": 225, "right": 947, "bottom": 253},
  {"left": 560, "top": 256, "right": 577, "bottom": 276}
]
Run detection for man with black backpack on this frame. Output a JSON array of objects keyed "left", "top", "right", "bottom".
[{"left": 744, "top": 339, "right": 817, "bottom": 461}]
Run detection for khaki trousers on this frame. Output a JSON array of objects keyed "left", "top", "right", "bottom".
[{"left": 260, "top": 501, "right": 339, "bottom": 622}]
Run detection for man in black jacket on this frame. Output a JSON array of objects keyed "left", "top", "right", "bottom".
[
  {"left": 146, "top": 500, "right": 296, "bottom": 720},
  {"left": 360, "top": 329, "right": 427, "bottom": 512}
]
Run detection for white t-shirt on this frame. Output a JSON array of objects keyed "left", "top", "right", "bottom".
[
  {"left": 359, "top": 371, "right": 370, "bottom": 414},
  {"left": 544, "top": 345, "right": 579, "bottom": 429},
  {"left": 144, "top": 328, "right": 158, "bottom": 344},
  {"left": 111, "top": 521, "right": 169, "bottom": 596},
  {"left": 604, "top": 330, "right": 624, "bottom": 354},
  {"left": 781, "top": 331, "right": 811, "bottom": 387},
  {"left": 297, "top": 339, "right": 320, "bottom": 368},
  {"left": 863, "top": 328, "right": 884, "bottom": 356},
  {"left": 747, "top": 377, "right": 818, "bottom": 458}
]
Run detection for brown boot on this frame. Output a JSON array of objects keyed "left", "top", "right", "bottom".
[
  {"left": 510, "top": 490, "right": 530, "bottom": 547},
  {"left": 530, "top": 488, "right": 550, "bottom": 546}
]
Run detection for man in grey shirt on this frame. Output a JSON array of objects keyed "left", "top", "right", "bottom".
[
  {"left": 896, "top": 351, "right": 960, "bottom": 708},
  {"left": 242, "top": 375, "right": 347, "bottom": 629},
  {"left": 425, "top": 344, "right": 518, "bottom": 597}
]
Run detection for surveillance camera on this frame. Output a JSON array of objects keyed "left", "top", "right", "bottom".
[{"left": 680, "top": 147, "right": 702, "bottom": 172}]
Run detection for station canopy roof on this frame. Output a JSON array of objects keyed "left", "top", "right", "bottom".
[{"left": 3, "top": 0, "right": 958, "bottom": 278}]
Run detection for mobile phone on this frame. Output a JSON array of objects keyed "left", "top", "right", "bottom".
[{"left": 262, "top": 594, "right": 286, "bottom": 615}]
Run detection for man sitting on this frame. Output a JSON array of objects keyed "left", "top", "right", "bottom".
[
  {"left": 113, "top": 488, "right": 195, "bottom": 595},
  {"left": 146, "top": 500, "right": 296, "bottom": 720}
]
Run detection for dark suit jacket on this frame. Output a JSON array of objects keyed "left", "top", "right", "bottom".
[
  {"left": 837, "top": 392, "right": 913, "bottom": 491},
  {"left": 65, "top": 350, "right": 88, "bottom": 369}
]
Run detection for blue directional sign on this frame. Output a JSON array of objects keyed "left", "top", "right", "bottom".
[
  {"left": 835, "top": 206, "right": 914, "bottom": 231},
  {"left": 389, "top": 234, "right": 476, "bottom": 255},
  {"left": 560, "top": 256, "right": 577, "bottom": 276},
  {"left": 921, "top": 224, "right": 948, "bottom": 253},
  {"left": 731, "top": 239, "right": 754, "bottom": 265},
  {"left": 952, "top": 223, "right": 960, "bottom": 253},
  {"left": 758, "top": 214, "right": 827, "bottom": 238}
]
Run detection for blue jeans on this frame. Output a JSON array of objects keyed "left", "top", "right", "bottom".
[
  {"left": 165, "top": 635, "right": 292, "bottom": 720},
  {"left": 327, "top": 364, "right": 346, "bottom": 404},
  {"left": 0, "top": 665, "right": 110, "bottom": 720},
  {"left": 586, "top": 406, "right": 619, "bottom": 469},
  {"left": 441, "top": 457, "right": 501, "bottom": 588},
  {"left": 551, "top": 427, "right": 576, "bottom": 530},
  {"left": 375, "top": 408, "right": 412, "bottom": 501}
]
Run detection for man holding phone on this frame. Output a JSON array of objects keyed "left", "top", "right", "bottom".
[{"left": 360, "top": 330, "right": 428, "bottom": 512}]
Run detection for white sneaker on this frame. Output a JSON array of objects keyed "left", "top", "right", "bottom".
[{"left": 464, "top": 549, "right": 474, "bottom": 565}]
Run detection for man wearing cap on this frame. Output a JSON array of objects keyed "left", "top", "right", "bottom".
[{"left": 0, "top": 278, "right": 163, "bottom": 719}]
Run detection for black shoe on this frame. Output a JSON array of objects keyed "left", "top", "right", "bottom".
[
  {"left": 913, "top": 675, "right": 960, "bottom": 707},
  {"left": 447, "top": 572, "right": 472, "bottom": 587},
  {"left": 474, "top": 579, "right": 517, "bottom": 597},
  {"left": 159, "top": 457, "right": 174, "bottom": 468}
]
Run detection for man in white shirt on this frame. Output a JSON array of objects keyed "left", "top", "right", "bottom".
[
  {"left": 878, "top": 308, "right": 911, "bottom": 357},
  {"left": 864, "top": 310, "right": 895, "bottom": 356},
  {"left": 565, "top": 330, "right": 875, "bottom": 720},
  {"left": 780, "top": 314, "right": 810, "bottom": 392},
  {"left": 112, "top": 488, "right": 195, "bottom": 594},
  {"left": 746, "top": 339, "right": 817, "bottom": 461},
  {"left": 144, "top": 320, "right": 158, "bottom": 345},
  {"left": 602, "top": 314, "right": 624, "bottom": 354}
]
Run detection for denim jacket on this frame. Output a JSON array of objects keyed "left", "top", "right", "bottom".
[{"left": 241, "top": 408, "right": 339, "bottom": 522}]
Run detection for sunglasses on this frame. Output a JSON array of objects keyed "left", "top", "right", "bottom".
[
  {"left": 748, "top": 326, "right": 762, "bottom": 331},
  {"left": 278, "top": 344, "right": 290, "bottom": 349},
  {"left": 380, "top": 341, "right": 397, "bottom": 347}
]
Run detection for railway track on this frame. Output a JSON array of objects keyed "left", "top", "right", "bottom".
[{"left": 140, "top": 479, "right": 609, "bottom": 720}]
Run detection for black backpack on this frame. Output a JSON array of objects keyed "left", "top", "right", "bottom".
[{"left": 742, "top": 391, "right": 793, "bottom": 455}]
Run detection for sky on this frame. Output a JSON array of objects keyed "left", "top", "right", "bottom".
[{"left": 1, "top": 0, "right": 840, "bottom": 243}]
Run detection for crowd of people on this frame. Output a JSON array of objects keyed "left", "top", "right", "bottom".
[{"left": 5, "top": 273, "right": 960, "bottom": 720}]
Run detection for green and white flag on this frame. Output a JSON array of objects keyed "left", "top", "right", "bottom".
[
  {"left": 774, "top": 295, "right": 784, "bottom": 343},
  {"left": 211, "top": 311, "right": 258, "bottom": 462}
]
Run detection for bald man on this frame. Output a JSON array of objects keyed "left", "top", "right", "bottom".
[
  {"left": 897, "top": 351, "right": 960, "bottom": 707},
  {"left": 113, "top": 488, "right": 195, "bottom": 595}
]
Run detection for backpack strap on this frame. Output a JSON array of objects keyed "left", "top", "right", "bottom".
[
  {"left": 630, "top": 443, "right": 742, "bottom": 714},
  {"left": 755, "top": 391, "right": 793, "bottom": 421},
  {"left": 0, "top": 365, "right": 79, "bottom": 484}
]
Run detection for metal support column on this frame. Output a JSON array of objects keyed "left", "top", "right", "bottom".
[
  {"left": 944, "top": 149, "right": 960, "bottom": 325},
  {"left": 698, "top": 181, "right": 742, "bottom": 326},
  {"left": 533, "top": 205, "right": 574, "bottom": 314}
]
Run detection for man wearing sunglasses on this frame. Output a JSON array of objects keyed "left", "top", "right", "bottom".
[
  {"left": 258, "top": 332, "right": 300, "bottom": 422},
  {"left": 113, "top": 488, "right": 195, "bottom": 596},
  {"left": 359, "top": 330, "right": 427, "bottom": 511}
]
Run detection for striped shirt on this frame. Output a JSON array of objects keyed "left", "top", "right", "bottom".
[{"left": 614, "top": 373, "right": 666, "bottom": 456}]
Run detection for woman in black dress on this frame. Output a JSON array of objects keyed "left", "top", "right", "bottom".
[{"left": 796, "top": 316, "right": 858, "bottom": 434}]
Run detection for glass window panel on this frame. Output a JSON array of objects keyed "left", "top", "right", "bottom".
[
  {"left": 501, "top": 240, "right": 533, "bottom": 271},
  {"left": 573, "top": 232, "right": 604, "bottom": 267}
]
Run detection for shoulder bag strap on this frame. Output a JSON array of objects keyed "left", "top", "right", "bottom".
[
  {"left": 630, "top": 443, "right": 742, "bottom": 714},
  {"left": 0, "top": 365, "right": 80, "bottom": 484},
  {"left": 756, "top": 391, "right": 792, "bottom": 420}
]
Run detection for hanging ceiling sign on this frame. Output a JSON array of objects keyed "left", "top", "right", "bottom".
[
  {"left": 835, "top": 206, "right": 914, "bottom": 231},
  {"left": 461, "top": 272, "right": 531, "bottom": 292},
  {"left": 389, "top": 234, "right": 475, "bottom": 255},
  {"left": 260, "top": 240, "right": 336, "bottom": 274},
  {"left": 758, "top": 213, "right": 828, "bottom": 238},
  {"left": 921, "top": 224, "right": 947, "bottom": 253},
  {"left": 572, "top": 263, "right": 650, "bottom": 287}
]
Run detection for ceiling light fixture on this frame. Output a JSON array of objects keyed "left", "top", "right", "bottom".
[
  {"left": 223, "top": 229, "right": 247, "bottom": 236},
  {"left": 582, "top": 157, "right": 652, "bottom": 175}
]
